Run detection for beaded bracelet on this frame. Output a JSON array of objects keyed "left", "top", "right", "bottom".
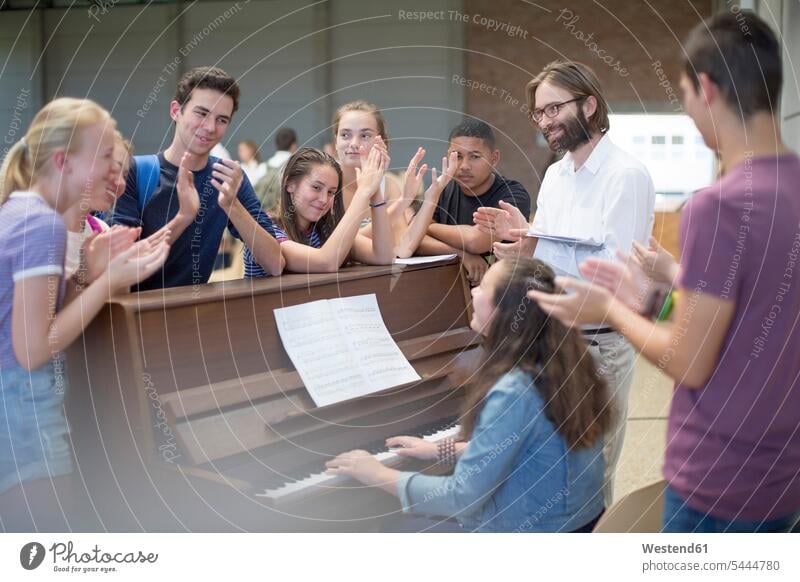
[{"left": 437, "top": 438, "right": 457, "bottom": 467}]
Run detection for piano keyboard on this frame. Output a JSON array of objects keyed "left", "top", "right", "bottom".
[{"left": 257, "top": 423, "right": 461, "bottom": 506}]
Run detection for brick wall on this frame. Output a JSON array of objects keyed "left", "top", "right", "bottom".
[{"left": 461, "top": 0, "right": 714, "bottom": 209}]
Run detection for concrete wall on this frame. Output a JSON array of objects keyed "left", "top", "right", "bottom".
[
  {"left": 5, "top": 0, "right": 799, "bottom": 188},
  {"left": 0, "top": 0, "right": 465, "bottom": 171},
  {"left": 0, "top": 9, "right": 43, "bottom": 162}
]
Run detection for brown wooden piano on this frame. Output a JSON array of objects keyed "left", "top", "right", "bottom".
[{"left": 65, "top": 259, "right": 478, "bottom": 531}]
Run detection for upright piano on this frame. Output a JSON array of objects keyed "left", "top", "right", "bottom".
[{"left": 66, "top": 259, "right": 478, "bottom": 531}]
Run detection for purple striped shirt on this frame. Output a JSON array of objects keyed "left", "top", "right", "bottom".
[{"left": 0, "top": 192, "right": 66, "bottom": 368}]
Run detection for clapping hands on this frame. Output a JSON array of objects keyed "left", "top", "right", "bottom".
[
  {"left": 579, "top": 250, "right": 658, "bottom": 313},
  {"left": 401, "top": 147, "right": 428, "bottom": 208},
  {"left": 424, "top": 150, "right": 458, "bottom": 202},
  {"left": 632, "top": 236, "right": 680, "bottom": 286},
  {"left": 212, "top": 157, "right": 245, "bottom": 212},
  {"left": 355, "top": 141, "right": 390, "bottom": 197},
  {"left": 105, "top": 236, "right": 170, "bottom": 292},
  {"left": 528, "top": 246, "right": 670, "bottom": 328},
  {"left": 80, "top": 225, "right": 141, "bottom": 284},
  {"left": 176, "top": 152, "right": 201, "bottom": 224},
  {"left": 474, "top": 200, "right": 529, "bottom": 241}
]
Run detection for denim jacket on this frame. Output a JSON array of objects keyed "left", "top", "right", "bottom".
[{"left": 396, "top": 369, "right": 605, "bottom": 532}]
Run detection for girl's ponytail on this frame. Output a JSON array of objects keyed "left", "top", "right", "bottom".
[
  {"left": 0, "top": 139, "right": 32, "bottom": 204},
  {"left": 0, "top": 97, "right": 114, "bottom": 204}
]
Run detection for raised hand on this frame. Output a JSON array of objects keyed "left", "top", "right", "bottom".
[
  {"left": 401, "top": 147, "right": 428, "bottom": 208},
  {"left": 474, "top": 200, "right": 528, "bottom": 240},
  {"left": 423, "top": 150, "right": 458, "bottom": 203},
  {"left": 212, "top": 158, "right": 245, "bottom": 213},
  {"left": 176, "top": 152, "right": 201, "bottom": 224},
  {"left": 632, "top": 236, "right": 680, "bottom": 286},
  {"left": 369, "top": 135, "right": 389, "bottom": 159},
  {"left": 384, "top": 435, "right": 438, "bottom": 460},
  {"left": 355, "top": 145, "right": 389, "bottom": 198}
]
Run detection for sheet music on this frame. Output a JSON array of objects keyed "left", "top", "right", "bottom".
[
  {"left": 393, "top": 254, "right": 457, "bottom": 265},
  {"left": 274, "top": 294, "right": 420, "bottom": 407}
]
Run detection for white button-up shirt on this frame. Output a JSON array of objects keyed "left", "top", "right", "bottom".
[{"left": 532, "top": 134, "right": 655, "bottom": 278}]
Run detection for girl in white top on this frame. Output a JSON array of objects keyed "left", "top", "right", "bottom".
[
  {"left": 62, "top": 132, "right": 139, "bottom": 281},
  {"left": 332, "top": 100, "right": 458, "bottom": 258}
]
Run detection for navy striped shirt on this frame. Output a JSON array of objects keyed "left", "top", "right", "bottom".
[{"left": 244, "top": 225, "right": 321, "bottom": 278}]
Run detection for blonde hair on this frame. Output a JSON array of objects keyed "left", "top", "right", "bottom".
[
  {"left": 332, "top": 100, "right": 389, "bottom": 146},
  {"left": 0, "top": 97, "right": 115, "bottom": 203},
  {"left": 114, "top": 130, "right": 133, "bottom": 158}
]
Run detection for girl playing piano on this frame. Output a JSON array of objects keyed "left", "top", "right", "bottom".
[{"left": 327, "top": 256, "right": 612, "bottom": 532}]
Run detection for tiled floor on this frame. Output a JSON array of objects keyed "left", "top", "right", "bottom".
[{"left": 612, "top": 356, "right": 673, "bottom": 501}]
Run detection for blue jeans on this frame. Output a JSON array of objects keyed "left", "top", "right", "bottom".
[
  {"left": 0, "top": 359, "right": 72, "bottom": 494},
  {"left": 662, "top": 484, "right": 800, "bottom": 533}
]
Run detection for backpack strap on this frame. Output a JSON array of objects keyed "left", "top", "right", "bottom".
[{"left": 135, "top": 154, "right": 160, "bottom": 213}]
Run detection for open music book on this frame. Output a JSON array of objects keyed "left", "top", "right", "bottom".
[{"left": 273, "top": 294, "right": 421, "bottom": 407}]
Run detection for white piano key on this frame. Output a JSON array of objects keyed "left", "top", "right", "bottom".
[{"left": 257, "top": 424, "right": 461, "bottom": 505}]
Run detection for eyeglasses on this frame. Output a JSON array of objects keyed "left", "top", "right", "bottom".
[{"left": 528, "top": 97, "right": 584, "bottom": 124}]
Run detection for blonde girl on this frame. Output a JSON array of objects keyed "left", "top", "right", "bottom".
[{"left": 0, "top": 98, "right": 168, "bottom": 530}]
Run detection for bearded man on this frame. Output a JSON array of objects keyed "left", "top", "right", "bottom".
[{"left": 475, "top": 61, "right": 655, "bottom": 509}]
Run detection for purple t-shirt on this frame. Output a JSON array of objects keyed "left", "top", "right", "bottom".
[
  {"left": 0, "top": 192, "right": 66, "bottom": 369},
  {"left": 665, "top": 154, "right": 800, "bottom": 521}
]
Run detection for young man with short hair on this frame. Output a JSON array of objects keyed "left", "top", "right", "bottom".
[
  {"left": 418, "top": 119, "right": 531, "bottom": 283},
  {"left": 111, "top": 66, "right": 283, "bottom": 290},
  {"left": 530, "top": 12, "right": 800, "bottom": 532}
]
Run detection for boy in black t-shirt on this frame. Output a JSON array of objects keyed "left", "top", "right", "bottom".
[{"left": 418, "top": 119, "right": 531, "bottom": 282}]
